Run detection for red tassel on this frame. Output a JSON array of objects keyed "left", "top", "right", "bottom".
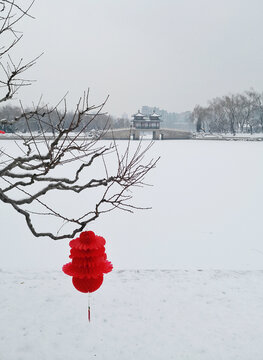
[
  {"left": 88, "top": 293, "right": 91, "bottom": 322},
  {"left": 88, "top": 305, "right": 91, "bottom": 322}
]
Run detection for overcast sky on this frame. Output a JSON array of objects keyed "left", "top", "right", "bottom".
[{"left": 10, "top": 0, "right": 263, "bottom": 117}]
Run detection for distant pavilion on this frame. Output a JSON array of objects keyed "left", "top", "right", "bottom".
[{"left": 131, "top": 110, "right": 162, "bottom": 130}]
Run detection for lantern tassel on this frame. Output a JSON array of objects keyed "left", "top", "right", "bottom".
[
  {"left": 88, "top": 293, "right": 91, "bottom": 322},
  {"left": 88, "top": 306, "right": 91, "bottom": 322}
]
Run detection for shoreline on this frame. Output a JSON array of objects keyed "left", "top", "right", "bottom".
[{"left": 0, "top": 134, "right": 263, "bottom": 141}]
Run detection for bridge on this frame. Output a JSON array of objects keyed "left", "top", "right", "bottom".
[
  {"left": 101, "top": 109, "right": 193, "bottom": 140},
  {"left": 101, "top": 127, "right": 193, "bottom": 140}
]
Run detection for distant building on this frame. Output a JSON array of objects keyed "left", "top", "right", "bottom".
[{"left": 131, "top": 109, "right": 162, "bottom": 130}]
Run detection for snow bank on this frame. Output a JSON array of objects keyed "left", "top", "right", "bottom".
[{"left": 0, "top": 270, "right": 262, "bottom": 360}]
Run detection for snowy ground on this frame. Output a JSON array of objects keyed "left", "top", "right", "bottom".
[
  {"left": 0, "top": 269, "right": 263, "bottom": 360},
  {"left": 0, "top": 140, "right": 263, "bottom": 359}
]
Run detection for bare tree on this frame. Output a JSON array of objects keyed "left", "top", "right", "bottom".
[
  {"left": 255, "top": 92, "right": 263, "bottom": 133},
  {"left": 236, "top": 91, "right": 258, "bottom": 134},
  {"left": 191, "top": 105, "right": 209, "bottom": 133},
  {"left": 245, "top": 90, "right": 263, "bottom": 134},
  {"left": 0, "top": 1, "right": 158, "bottom": 240},
  {"left": 221, "top": 94, "right": 241, "bottom": 135},
  {"left": 208, "top": 97, "right": 229, "bottom": 133}
]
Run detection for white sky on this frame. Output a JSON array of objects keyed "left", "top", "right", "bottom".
[{"left": 8, "top": 0, "right": 263, "bottom": 117}]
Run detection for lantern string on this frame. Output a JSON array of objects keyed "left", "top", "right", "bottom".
[{"left": 88, "top": 292, "right": 91, "bottom": 322}]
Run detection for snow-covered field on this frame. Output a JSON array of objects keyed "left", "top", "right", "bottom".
[
  {"left": 1, "top": 269, "right": 263, "bottom": 360},
  {"left": 0, "top": 140, "right": 263, "bottom": 359}
]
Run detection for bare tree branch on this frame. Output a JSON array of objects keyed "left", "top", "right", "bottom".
[{"left": 0, "top": 1, "right": 158, "bottom": 240}]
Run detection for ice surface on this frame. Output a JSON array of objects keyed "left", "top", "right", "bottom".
[{"left": 0, "top": 140, "right": 262, "bottom": 270}]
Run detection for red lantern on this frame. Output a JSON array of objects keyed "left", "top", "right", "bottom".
[{"left": 62, "top": 231, "right": 113, "bottom": 293}]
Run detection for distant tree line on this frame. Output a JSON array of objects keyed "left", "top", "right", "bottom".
[
  {"left": 0, "top": 105, "right": 130, "bottom": 133},
  {"left": 5, "top": 89, "right": 263, "bottom": 135},
  {"left": 191, "top": 89, "right": 263, "bottom": 135}
]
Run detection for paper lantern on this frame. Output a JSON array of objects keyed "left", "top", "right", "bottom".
[{"left": 62, "top": 231, "right": 113, "bottom": 293}]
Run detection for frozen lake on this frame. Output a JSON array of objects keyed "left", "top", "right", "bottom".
[{"left": 0, "top": 139, "right": 263, "bottom": 271}]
